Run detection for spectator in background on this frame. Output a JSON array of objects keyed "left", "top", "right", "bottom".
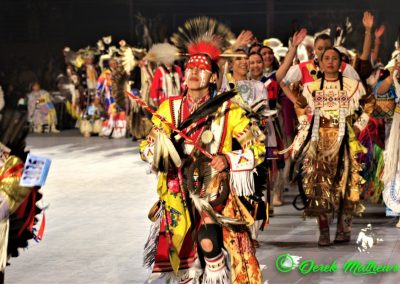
[{"left": 27, "top": 81, "right": 59, "bottom": 133}]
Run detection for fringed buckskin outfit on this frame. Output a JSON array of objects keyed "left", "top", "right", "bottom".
[{"left": 291, "top": 74, "right": 375, "bottom": 243}]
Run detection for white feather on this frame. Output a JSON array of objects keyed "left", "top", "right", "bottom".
[
  {"left": 152, "top": 131, "right": 182, "bottom": 171},
  {"left": 189, "top": 191, "right": 247, "bottom": 226},
  {"left": 120, "top": 47, "right": 137, "bottom": 74},
  {"left": 146, "top": 43, "right": 179, "bottom": 65}
]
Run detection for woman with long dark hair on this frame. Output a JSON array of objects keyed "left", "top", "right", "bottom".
[
  {"left": 260, "top": 45, "right": 280, "bottom": 77},
  {"left": 249, "top": 30, "right": 307, "bottom": 209},
  {"left": 291, "top": 47, "right": 375, "bottom": 246}
]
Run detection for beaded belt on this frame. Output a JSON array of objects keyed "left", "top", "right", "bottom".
[{"left": 319, "top": 117, "right": 339, "bottom": 128}]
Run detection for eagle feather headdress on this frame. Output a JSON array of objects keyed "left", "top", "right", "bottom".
[
  {"left": 170, "top": 16, "right": 238, "bottom": 62},
  {"left": 171, "top": 16, "right": 234, "bottom": 53}
]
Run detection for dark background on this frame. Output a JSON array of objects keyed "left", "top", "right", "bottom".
[{"left": 0, "top": 0, "right": 399, "bottom": 90}]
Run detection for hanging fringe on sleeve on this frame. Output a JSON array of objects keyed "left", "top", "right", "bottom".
[
  {"left": 225, "top": 150, "right": 255, "bottom": 196},
  {"left": 229, "top": 171, "right": 255, "bottom": 197}
]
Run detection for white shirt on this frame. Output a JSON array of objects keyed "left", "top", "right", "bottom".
[{"left": 282, "top": 60, "right": 360, "bottom": 86}]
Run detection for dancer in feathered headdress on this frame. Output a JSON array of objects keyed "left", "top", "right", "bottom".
[
  {"left": 118, "top": 40, "right": 153, "bottom": 140},
  {"left": 78, "top": 36, "right": 116, "bottom": 138},
  {"left": 146, "top": 43, "right": 183, "bottom": 108},
  {"left": 0, "top": 105, "right": 47, "bottom": 281},
  {"left": 140, "top": 17, "right": 266, "bottom": 284},
  {"left": 98, "top": 39, "right": 135, "bottom": 139}
]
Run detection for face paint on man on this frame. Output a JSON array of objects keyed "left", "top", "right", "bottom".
[
  {"left": 185, "top": 54, "right": 212, "bottom": 90},
  {"left": 184, "top": 69, "right": 191, "bottom": 85},
  {"left": 185, "top": 54, "right": 212, "bottom": 72},
  {"left": 199, "top": 69, "right": 208, "bottom": 88}
]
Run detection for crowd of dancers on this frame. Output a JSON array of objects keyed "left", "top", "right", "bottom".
[{"left": 1, "top": 10, "right": 400, "bottom": 284}]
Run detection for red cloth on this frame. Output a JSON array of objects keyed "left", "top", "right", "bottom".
[
  {"left": 150, "top": 65, "right": 183, "bottom": 105},
  {"left": 266, "top": 78, "right": 279, "bottom": 101},
  {"left": 180, "top": 94, "right": 210, "bottom": 143},
  {"left": 153, "top": 218, "right": 197, "bottom": 273}
]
